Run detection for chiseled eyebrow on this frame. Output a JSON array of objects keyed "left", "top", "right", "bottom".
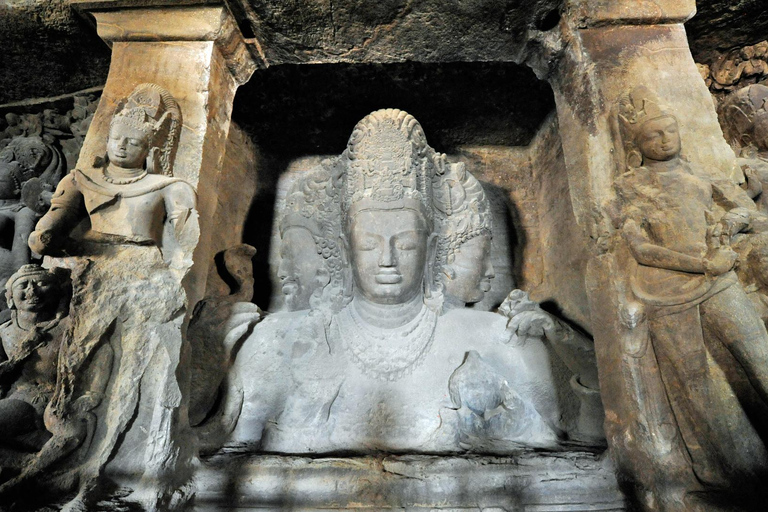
[
  {"left": 355, "top": 229, "right": 425, "bottom": 238},
  {"left": 394, "top": 229, "right": 424, "bottom": 237}
]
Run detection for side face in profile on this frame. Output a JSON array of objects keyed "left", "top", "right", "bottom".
[
  {"left": 347, "top": 208, "right": 429, "bottom": 305},
  {"left": 444, "top": 234, "right": 494, "bottom": 305},
  {"left": 278, "top": 226, "right": 324, "bottom": 311}
]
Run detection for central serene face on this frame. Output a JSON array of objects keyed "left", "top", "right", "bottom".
[
  {"left": 278, "top": 227, "right": 324, "bottom": 311},
  {"left": 348, "top": 208, "right": 429, "bottom": 305},
  {"left": 444, "top": 234, "right": 494, "bottom": 304},
  {"left": 638, "top": 116, "right": 681, "bottom": 163},
  {"left": 107, "top": 122, "right": 151, "bottom": 169},
  {"left": 11, "top": 274, "right": 58, "bottom": 314}
]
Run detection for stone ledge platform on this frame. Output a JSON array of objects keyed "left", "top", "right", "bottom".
[{"left": 193, "top": 450, "right": 626, "bottom": 511}]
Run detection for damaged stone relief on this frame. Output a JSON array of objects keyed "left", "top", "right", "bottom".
[
  {"left": 0, "top": 84, "right": 198, "bottom": 511},
  {"left": 209, "top": 108, "right": 603, "bottom": 456},
  {"left": 6, "top": 0, "right": 768, "bottom": 509},
  {"left": 611, "top": 85, "right": 768, "bottom": 502}
]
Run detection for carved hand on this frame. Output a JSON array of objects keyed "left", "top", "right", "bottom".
[
  {"left": 73, "top": 391, "right": 104, "bottom": 413},
  {"left": 719, "top": 207, "right": 751, "bottom": 239},
  {"left": 507, "top": 310, "right": 557, "bottom": 341},
  {"left": 499, "top": 290, "right": 559, "bottom": 345},
  {"left": 705, "top": 247, "right": 738, "bottom": 276},
  {"left": 28, "top": 229, "right": 55, "bottom": 255}
]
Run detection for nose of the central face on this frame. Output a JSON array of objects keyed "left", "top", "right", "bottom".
[{"left": 379, "top": 238, "right": 397, "bottom": 267}]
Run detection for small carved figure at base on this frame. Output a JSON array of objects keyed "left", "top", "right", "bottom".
[{"left": 0, "top": 265, "right": 71, "bottom": 490}]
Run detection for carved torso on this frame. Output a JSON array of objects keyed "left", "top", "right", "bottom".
[
  {"left": 231, "top": 308, "right": 561, "bottom": 454},
  {"left": 625, "top": 165, "right": 713, "bottom": 257},
  {"left": 71, "top": 169, "right": 193, "bottom": 246},
  {"left": 0, "top": 318, "right": 66, "bottom": 413}
]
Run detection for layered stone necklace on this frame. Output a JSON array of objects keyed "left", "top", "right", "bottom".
[
  {"left": 101, "top": 165, "right": 148, "bottom": 185},
  {"left": 336, "top": 297, "right": 438, "bottom": 382}
]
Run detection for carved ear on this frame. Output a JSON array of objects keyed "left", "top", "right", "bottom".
[
  {"left": 424, "top": 232, "right": 439, "bottom": 299},
  {"left": 146, "top": 147, "right": 160, "bottom": 174},
  {"left": 626, "top": 148, "right": 642, "bottom": 169},
  {"left": 313, "top": 268, "right": 331, "bottom": 289}
]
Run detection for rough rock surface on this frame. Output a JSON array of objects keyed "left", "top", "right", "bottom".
[
  {"left": 194, "top": 452, "right": 625, "bottom": 511},
  {"left": 687, "top": 0, "right": 768, "bottom": 63},
  {"left": 0, "top": 0, "right": 110, "bottom": 104}
]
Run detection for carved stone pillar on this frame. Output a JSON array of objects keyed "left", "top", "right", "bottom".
[
  {"left": 540, "top": 1, "right": 765, "bottom": 509},
  {"left": 52, "top": 1, "right": 256, "bottom": 508},
  {"left": 71, "top": 0, "right": 257, "bottom": 303}
]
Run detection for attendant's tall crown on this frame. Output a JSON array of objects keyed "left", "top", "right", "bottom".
[{"left": 617, "top": 85, "right": 674, "bottom": 143}]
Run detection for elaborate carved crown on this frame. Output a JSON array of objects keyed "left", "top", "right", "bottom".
[
  {"left": 617, "top": 86, "right": 674, "bottom": 143},
  {"left": 109, "top": 83, "right": 182, "bottom": 176},
  {"left": 111, "top": 107, "right": 157, "bottom": 137},
  {"left": 343, "top": 109, "right": 434, "bottom": 223},
  {"left": 432, "top": 159, "right": 492, "bottom": 269}
]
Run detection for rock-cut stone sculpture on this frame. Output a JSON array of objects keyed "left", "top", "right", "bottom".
[
  {"left": 11, "top": 83, "right": 198, "bottom": 511},
  {"left": 613, "top": 85, "right": 768, "bottom": 503},
  {"left": 226, "top": 108, "right": 604, "bottom": 454}
]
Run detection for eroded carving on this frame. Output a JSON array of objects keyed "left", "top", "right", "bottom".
[
  {"left": 613, "top": 85, "right": 768, "bottom": 494},
  {"left": 277, "top": 158, "right": 343, "bottom": 312},
  {"left": 0, "top": 135, "right": 67, "bottom": 326},
  {"left": 0, "top": 265, "right": 71, "bottom": 460},
  {"left": 7, "top": 84, "right": 198, "bottom": 510}
]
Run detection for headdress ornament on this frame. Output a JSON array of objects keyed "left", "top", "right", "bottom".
[
  {"left": 108, "top": 83, "right": 182, "bottom": 176},
  {"left": 432, "top": 160, "right": 492, "bottom": 271},
  {"left": 617, "top": 86, "right": 675, "bottom": 143},
  {"left": 343, "top": 109, "right": 435, "bottom": 224}
]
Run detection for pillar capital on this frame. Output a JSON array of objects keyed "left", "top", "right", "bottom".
[
  {"left": 567, "top": 0, "right": 696, "bottom": 28},
  {"left": 71, "top": 0, "right": 258, "bottom": 84}
]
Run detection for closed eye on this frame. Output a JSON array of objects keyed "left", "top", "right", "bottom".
[{"left": 394, "top": 231, "right": 421, "bottom": 250}]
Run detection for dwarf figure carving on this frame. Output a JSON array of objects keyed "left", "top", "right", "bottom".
[{"left": 0, "top": 265, "right": 71, "bottom": 455}]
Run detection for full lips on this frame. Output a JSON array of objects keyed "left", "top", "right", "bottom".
[{"left": 375, "top": 273, "right": 402, "bottom": 284}]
